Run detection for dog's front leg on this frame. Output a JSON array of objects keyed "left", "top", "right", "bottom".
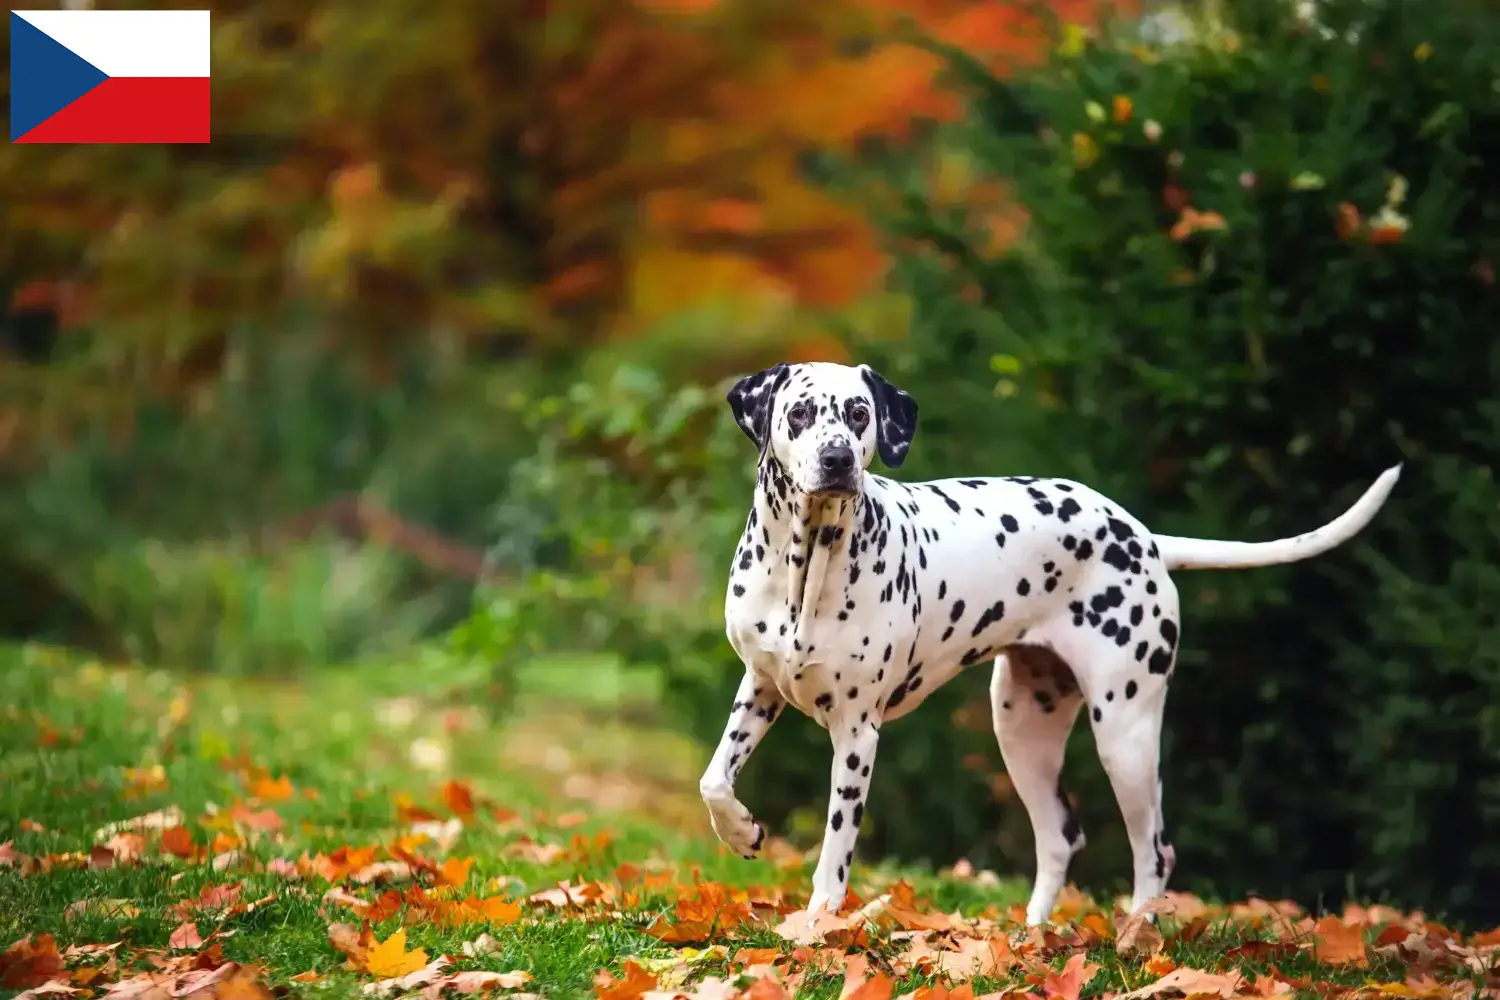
[
  {"left": 806, "top": 720, "right": 879, "bottom": 914},
  {"left": 699, "top": 672, "right": 784, "bottom": 858}
]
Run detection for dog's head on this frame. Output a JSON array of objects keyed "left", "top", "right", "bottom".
[{"left": 726, "top": 361, "right": 918, "bottom": 497}]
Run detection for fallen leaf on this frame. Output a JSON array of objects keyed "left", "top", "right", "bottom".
[
  {"left": 839, "top": 953, "right": 871, "bottom": 1000},
  {"left": 364, "top": 929, "right": 429, "bottom": 978},
  {"left": 250, "top": 775, "right": 294, "bottom": 801},
  {"left": 159, "top": 827, "right": 198, "bottom": 863},
  {"left": 94, "top": 807, "right": 186, "bottom": 841},
  {"left": 1117, "top": 968, "right": 1245, "bottom": 1000},
  {"left": 15, "top": 982, "right": 83, "bottom": 1000},
  {"left": 442, "top": 780, "right": 476, "bottom": 818},
  {"left": 1246, "top": 973, "right": 1294, "bottom": 997},
  {"left": 323, "top": 887, "right": 373, "bottom": 918},
  {"left": 937, "top": 938, "right": 1009, "bottom": 981},
  {"left": 1143, "top": 954, "right": 1175, "bottom": 978},
  {"left": 1116, "top": 910, "right": 1165, "bottom": 958},
  {"left": 328, "top": 922, "right": 374, "bottom": 969},
  {"left": 462, "top": 935, "right": 500, "bottom": 958},
  {"left": 594, "top": 961, "right": 659, "bottom": 1000},
  {"left": 168, "top": 923, "right": 203, "bottom": 951},
  {"left": 1312, "top": 915, "right": 1369, "bottom": 967},
  {"left": 437, "top": 856, "right": 475, "bottom": 888},
  {"left": 845, "top": 972, "right": 892, "bottom": 1000},
  {"left": 773, "top": 908, "right": 861, "bottom": 947},
  {"left": 447, "top": 970, "right": 531, "bottom": 994},
  {"left": 1042, "top": 952, "right": 1100, "bottom": 1000},
  {"left": 65, "top": 899, "right": 140, "bottom": 921},
  {"left": 0, "top": 935, "right": 66, "bottom": 989},
  {"left": 360, "top": 956, "right": 448, "bottom": 997}
]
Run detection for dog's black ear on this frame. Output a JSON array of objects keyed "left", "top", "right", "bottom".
[
  {"left": 727, "top": 362, "right": 791, "bottom": 452},
  {"left": 860, "top": 364, "right": 918, "bottom": 469}
]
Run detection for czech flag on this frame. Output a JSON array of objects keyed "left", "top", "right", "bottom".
[{"left": 9, "top": 9, "right": 210, "bottom": 144}]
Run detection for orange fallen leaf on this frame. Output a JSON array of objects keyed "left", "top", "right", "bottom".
[
  {"left": 1143, "top": 953, "right": 1176, "bottom": 977},
  {"left": 250, "top": 775, "right": 294, "bottom": 801},
  {"left": 845, "top": 972, "right": 893, "bottom": 1000},
  {"left": 437, "top": 856, "right": 475, "bottom": 888},
  {"left": 466, "top": 895, "right": 522, "bottom": 925},
  {"left": 1312, "top": 915, "right": 1369, "bottom": 967},
  {"left": 1043, "top": 952, "right": 1101, "bottom": 1000},
  {"left": 838, "top": 953, "right": 871, "bottom": 1000},
  {"left": 593, "top": 960, "right": 657, "bottom": 1000},
  {"left": 0, "top": 934, "right": 65, "bottom": 989},
  {"left": 442, "top": 780, "right": 476, "bottom": 819},
  {"left": 364, "top": 929, "right": 429, "bottom": 978},
  {"left": 160, "top": 826, "right": 198, "bottom": 859},
  {"left": 742, "top": 977, "right": 792, "bottom": 1000},
  {"left": 291, "top": 971, "right": 321, "bottom": 984}
]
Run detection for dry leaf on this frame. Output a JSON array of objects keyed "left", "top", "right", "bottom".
[
  {"left": 168, "top": 923, "right": 204, "bottom": 951},
  {"left": 845, "top": 972, "right": 893, "bottom": 1000},
  {"left": 1042, "top": 952, "right": 1100, "bottom": 1000},
  {"left": 594, "top": 960, "right": 658, "bottom": 1000},
  {"left": 1116, "top": 910, "right": 1165, "bottom": 958},
  {"left": 16, "top": 983, "right": 83, "bottom": 1000},
  {"left": 1117, "top": 968, "right": 1245, "bottom": 1000},
  {"left": 360, "top": 956, "right": 448, "bottom": 997},
  {"left": 839, "top": 954, "right": 871, "bottom": 1000},
  {"left": 1312, "top": 915, "right": 1369, "bottom": 967},
  {"left": 364, "top": 929, "right": 430, "bottom": 978},
  {"left": 1, "top": 934, "right": 66, "bottom": 990}
]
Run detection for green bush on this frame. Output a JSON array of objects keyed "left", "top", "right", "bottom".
[
  {"left": 0, "top": 343, "right": 534, "bottom": 663},
  {"left": 844, "top": 0, "right": 1500, "bottom": 921}
]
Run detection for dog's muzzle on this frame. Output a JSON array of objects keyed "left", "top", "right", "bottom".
[{"left": 814, "top": 444, "right": 858, "bottom": 495}]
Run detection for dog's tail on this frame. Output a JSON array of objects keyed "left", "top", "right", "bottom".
[{"left": 1155, "top": 464, "right": 1402, "bottom": 571}]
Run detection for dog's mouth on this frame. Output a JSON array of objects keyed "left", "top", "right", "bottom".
[{"left": 809, "top": 484, "right": 858, "bottom": 499}]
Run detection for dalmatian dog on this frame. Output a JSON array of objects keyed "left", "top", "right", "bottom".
[{"left": 700, "top": 360, "right": 1401, "bottom": 925}]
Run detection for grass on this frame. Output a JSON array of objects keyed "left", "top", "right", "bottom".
[{"left": 1, "top": 643, "right": 1493, "bottom": 1000}]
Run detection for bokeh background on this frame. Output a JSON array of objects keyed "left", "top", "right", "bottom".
[{"left": 4, "top": 0, "right": 1500, "bottom": 925}]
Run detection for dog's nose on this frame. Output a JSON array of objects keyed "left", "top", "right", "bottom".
[{"left": 821, "top": 445, "right": 855, "bottom": 475}]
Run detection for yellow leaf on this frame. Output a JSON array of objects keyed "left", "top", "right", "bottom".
[{"left": 364, "top": 929, "right": 429, "bottom": 978}]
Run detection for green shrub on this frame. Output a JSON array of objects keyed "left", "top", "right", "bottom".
[{"left": 845, "top": 0, "right": 1500, "bottom": 921}]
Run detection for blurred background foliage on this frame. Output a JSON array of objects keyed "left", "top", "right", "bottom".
[{"left": 4, "top": 0, "right": 1500, "bottom": 924}]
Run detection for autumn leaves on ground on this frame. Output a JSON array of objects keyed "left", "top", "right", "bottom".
[{"left": 3, "top": 647, "right": 1498, "bottom": 1000}]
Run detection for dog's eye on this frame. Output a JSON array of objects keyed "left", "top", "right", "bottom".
[
  {"left": 848, "top": 404, "right": 870, "bottom": 430},
  {"left": 788, "top": 402, "right": 812, "bottom": 426}
]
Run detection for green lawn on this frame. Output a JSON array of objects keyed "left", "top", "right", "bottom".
[{"left": 1, "top": 644, "right": 1493, "bottom": 1000}]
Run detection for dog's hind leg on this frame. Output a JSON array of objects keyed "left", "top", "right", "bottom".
[
  {"left": 1082, "top": 630, "right": 1177, "bottom": 917},
  {"left": 700, "top": 671, "right": 785, "bottom": 859},
  {"left": 1055, "top": 577, "right": 1181, "bottom": 919},
  {"left": 991, "top": 647, "right": 1086, "bottom": 926}
]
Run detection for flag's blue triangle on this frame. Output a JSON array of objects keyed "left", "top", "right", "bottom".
[{"left": 9, "top": 12, "right": 110, "bottom": 141}]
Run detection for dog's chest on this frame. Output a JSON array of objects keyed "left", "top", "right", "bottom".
[{"left": 725, "top": 528, "right": 876, "bottom": 720}]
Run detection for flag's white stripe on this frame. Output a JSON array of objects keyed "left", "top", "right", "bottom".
[{"left": 13, "top": 10, "right": 209, "bottom": 78}]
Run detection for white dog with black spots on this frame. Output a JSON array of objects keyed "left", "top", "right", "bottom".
[{"left": 699, "top": 361, "right": 1400, "bottom": 925}]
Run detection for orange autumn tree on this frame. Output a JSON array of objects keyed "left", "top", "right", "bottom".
[{"left": 0, "top": 0, "right": 1126, "bottom": 458}]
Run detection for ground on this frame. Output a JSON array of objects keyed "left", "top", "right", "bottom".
[{"left": 2, "top": 645, "right": 1497, "bottom": 1000}]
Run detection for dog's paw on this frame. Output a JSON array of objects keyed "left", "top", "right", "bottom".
[
  {"left": 708, "top": 798, "right": 764, "bottom": 859},
  {"left": 805, "top": 889, "right": 835, "bottom": 916}
]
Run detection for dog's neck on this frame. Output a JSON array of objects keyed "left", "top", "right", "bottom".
[{"left": 752, "top": 456, "right": 863, "bottom": 646}]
